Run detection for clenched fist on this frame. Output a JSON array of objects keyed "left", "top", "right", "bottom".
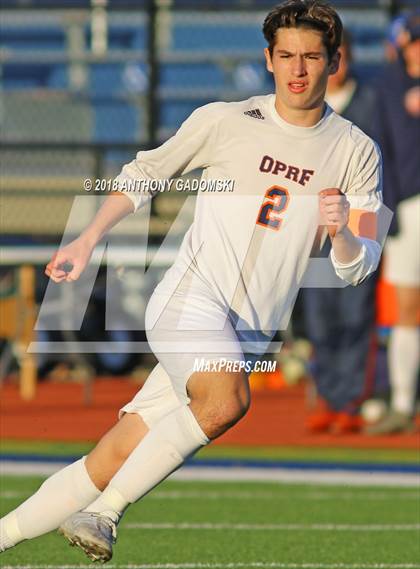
[{"left": 319, "top": 188, "right": 350, "bottom": 238}]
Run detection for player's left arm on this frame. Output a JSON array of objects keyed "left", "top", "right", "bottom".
[{"left": 320, "top": 134, "right": 383, "bottom": 286}]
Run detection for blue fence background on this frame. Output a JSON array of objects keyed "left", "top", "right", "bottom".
[{"left": 0, "top": 0, "right": 415, "bottom": 236}]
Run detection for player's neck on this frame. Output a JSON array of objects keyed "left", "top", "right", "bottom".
[{"left": 274, "top": 98, "right": 326, "bottom": 127}]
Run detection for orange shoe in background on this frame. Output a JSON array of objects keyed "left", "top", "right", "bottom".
[
  {"left": 305, "top": 408, "right": 338, "bottom": 433},
  {"left": 332, "top": 412, "right": 364, "bottom": 435}
]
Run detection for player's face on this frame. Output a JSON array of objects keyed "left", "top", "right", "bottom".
[{"left": 265, "top": 27, "right": 340, "bottom": 121}]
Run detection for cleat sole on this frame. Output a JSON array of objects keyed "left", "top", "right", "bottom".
[{"left": 58, "top": 527, "right": 112, "bottom": 563}]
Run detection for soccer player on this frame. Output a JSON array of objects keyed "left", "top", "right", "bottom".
[
  {"left": 367, "top": 11, "right": 419, "bottom": 434},
  {"left": 302, "top": 30, "right": 379, "bottom": 434},
  {"left": 0, "top": 0, "right": 383, "bottom": 562}
]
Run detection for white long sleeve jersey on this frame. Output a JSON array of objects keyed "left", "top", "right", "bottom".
[{"left": 118, "top": 94, "right": 382, "bottom": 340}]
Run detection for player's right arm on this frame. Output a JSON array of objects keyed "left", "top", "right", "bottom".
[
  {"left": 326, "top": 130, "right": 383, "bottom": 286},
  {"left": 46, "top": 102, "right": 223, "bottom": 283},
  {"left": 45, "top": 192, "right": 135, "bottom": 283}
]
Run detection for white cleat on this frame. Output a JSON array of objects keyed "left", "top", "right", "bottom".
[{"left": 58, "top": 512, "right": 116, "bottom": 563}]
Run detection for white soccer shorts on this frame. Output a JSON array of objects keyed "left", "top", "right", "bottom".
[
  {"left": 384, "top": 194, "right": 420, "bottom": 287},
  {"left": 120, "top": 273, "right": 257, "bottom": 428}
]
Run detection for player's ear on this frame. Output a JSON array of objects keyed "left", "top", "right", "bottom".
[
  {"left": 264, "top": 47, "right": 274, "bottom": 73},
  {"left": 328, "top": 51, "right": 341, "bottom": 75}
]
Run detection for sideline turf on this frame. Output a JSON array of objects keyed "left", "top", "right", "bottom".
[
  {"left": 1, "top": 476, "right": 419, "bottom": 566},
  {"left": 1, "top": 439, "right": 419, "bottom": 464}
]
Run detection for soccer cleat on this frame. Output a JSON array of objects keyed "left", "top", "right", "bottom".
[
  {"left": 58, "top": 512, "right": 117, "bottom": 563},
  {"left": 305, "top": 409, "right": 337, "bottom": 433},
  {"left": 331, "top": 412, "right": 363, "bottom": 435},
  {"left": 365, "top": 411, "right": 416, "bottom": 435}
]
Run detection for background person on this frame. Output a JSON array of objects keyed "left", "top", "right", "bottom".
[
  {"left": 303, "top": 30, "right": 378, "bottom": 434},
  {"left": 367, "top": 11, "right": 420, "bottom": 435},
  {"left": 0, "top": 1, "right": 382, "bottom": 562}
]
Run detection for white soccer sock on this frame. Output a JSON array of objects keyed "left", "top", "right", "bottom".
[
  {"left": 389, "top": 326, "right": 420, "bottom": 415},
  {"left": 85, "top": 405, "right": 209, "bottom": 519},
  {"left": 84, "top": 487, "right": 128, "bottom": 524},
  {"left": 0, "top": 457, "right": 100, "bottom": 549}
]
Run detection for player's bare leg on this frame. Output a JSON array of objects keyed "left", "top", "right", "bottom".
[
  {"left": 60, "top": 369, "right": 250, "bottom": 562},
  {"left": 188, "top": 370, "right": 250, "bottom": 439},
  {"left": 0, "top": 414, "right": 148, "bottom": 554},
  {"left": 395, "top": 286, "right": 420, "bottom": 328},
  {"left": 85, "top": 413, "right": 149, "bottom": 490},
  {"left": 79, "top": 368, "right": 250, "bottom": 512},
  {"left": 0, "top": 457, "right": 101, "bottom": 553},
  {"left": 57, "top": 414, "right": 149, "bottom": 561}
]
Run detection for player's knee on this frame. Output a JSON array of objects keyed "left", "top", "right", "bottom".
[
  {"left": 234, "top": 380, "right": 251, "bottom": 418},
  {"left": 188, "top": 369, "right": 251, "bottom": 439},
  {"left": 197, "top": 389, "right": 250, "bottom": 440},
  {"left": 223, "top": 389, "right": 250, "bottom": 424},
  {"left": 396, "top": 288, "right": 419, "bottom": 325},
  {"left": 397, "top": 302, "right": 419, "bottom": 325}
]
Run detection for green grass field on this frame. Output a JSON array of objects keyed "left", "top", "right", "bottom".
[
  {"left": 2, "top": 439, "right": 420, "bottom": 464},
  {"left": 1, "top": 475, "right": 419, "bottom": 568}
]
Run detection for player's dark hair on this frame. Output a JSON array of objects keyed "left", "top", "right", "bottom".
[{"left": 263, "top": 0, "right": 343, "bottom": 61}]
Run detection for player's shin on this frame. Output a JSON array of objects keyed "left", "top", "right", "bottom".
[
  {"left": 84, "top": 404, "right": 209, "bottom": 521},
  {"left": 0, "top": 457, "right": 100, "bottom": 551}
]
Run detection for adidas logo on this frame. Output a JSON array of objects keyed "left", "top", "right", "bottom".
[{"left": 244, "top": 108, "right": 265, "bottom": 120}]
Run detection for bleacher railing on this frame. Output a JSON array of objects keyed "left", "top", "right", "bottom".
[{"left": 0, "top": 0, "right": 413, "bottom": 238}]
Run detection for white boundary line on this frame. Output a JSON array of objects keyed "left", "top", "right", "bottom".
[
  {"left": 2, "top": 563, "right": 420, "bottom": 569},
  {"left": 136, "top": 489, "right": 420, "bottom": 501},
  {"left": 1, "top": 462, "right": 419, "bottom": 487},
  {"left": 124, "top": 522, "right": 420, "bottom": 532},
  {"left": 174, "top": 467, "right": 420, "bottom": 487},
  {"left": 2, "top": 489, "right": 419, "bottom": 501}
]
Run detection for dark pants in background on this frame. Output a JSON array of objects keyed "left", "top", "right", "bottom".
[{"left": 303, "top": 275, "right": 377, "bottom": 414}]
